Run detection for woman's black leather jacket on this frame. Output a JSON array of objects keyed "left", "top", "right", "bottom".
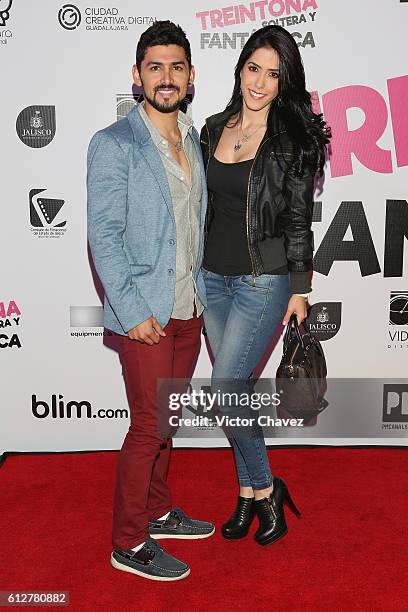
[{"left": 200, "top": 109, "right": 315, "bottom": 291}]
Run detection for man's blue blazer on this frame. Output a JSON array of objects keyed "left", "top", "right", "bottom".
[{"left": 87, "top": 106, "right": 208, "bottom": 335}]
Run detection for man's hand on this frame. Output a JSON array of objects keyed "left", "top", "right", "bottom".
[
  {"left": 282, "top": 295, "right": 308, "bottom": 326},
  {"left": 127, "top": 316, "right": 166, "bottom": 345}
]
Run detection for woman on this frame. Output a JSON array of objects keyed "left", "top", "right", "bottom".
[{"left": 200, "top": 25, "right": 330, "bottom": 546}]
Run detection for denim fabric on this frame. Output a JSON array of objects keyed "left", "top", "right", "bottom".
[{"left": 203, "top": 270, "right": 290, "bottom": 489}]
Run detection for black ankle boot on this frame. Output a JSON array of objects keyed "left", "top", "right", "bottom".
[
  {"left": 221, "top": 496, "right": 256, "bottom": 540},
  {"left": 253, "top": 476, "right": 301, "bottom": 546}
]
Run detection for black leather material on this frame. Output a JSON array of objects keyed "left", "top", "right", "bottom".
[
  {"left": 221, "top": 496, "right": 256, "bottom": 540},
  {"left": 149, "top": 507, "right": 214, "bottom": 538},
  {"left": 200, "top": 109, "right": 315, "bottom": 278},
  {"left": 115, "top": 545, "right": 155, "bottom": 566},
  {"left": 253, "top": 476, "right": 301, "bottom": 546},
  {"left": 276, "top": 314, "right": 328, "bottom": 416}
]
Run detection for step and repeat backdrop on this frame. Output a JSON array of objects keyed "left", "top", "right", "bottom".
[{"left": 1, "top": 0, "right": 408, "bottom": 454}]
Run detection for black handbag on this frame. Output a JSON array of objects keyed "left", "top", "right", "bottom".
[{"left": 275, "top": 314, "right": 328, "bottom": 416}]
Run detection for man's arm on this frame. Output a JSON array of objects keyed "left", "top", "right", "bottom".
[{"left": 87, "top": 130, "right": 152, "bottom": 333}]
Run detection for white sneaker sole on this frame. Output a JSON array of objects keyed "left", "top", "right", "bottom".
[
  {"left": 110, "top": 555, "right": 190, "bottom": 581},
  {"left": 150, "top": 526, "right": 215, "bottom": 540}
]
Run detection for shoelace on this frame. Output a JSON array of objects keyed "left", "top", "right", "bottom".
[
  {"left": 144, "top": 538, "right": 164, "bottom": 557},
  {"left": 169, "top": 507, "right": 189, "bottom": 523}
]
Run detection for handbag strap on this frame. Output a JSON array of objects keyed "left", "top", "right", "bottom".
[{"left": 283, "top": 314, "right": 306, "bottom": 352}]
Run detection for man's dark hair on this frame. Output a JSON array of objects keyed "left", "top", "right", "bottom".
[{"left": 136, "top": 20, "right": 192, "bottom": 71}]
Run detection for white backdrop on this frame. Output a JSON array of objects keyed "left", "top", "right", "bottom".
[{"left": 1, "top": 0, "right": 408, "bottom": 454}]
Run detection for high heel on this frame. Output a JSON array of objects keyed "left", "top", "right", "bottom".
[
  {"left": 285, "top": 487, "right": 301, "bottom": 518},
  {"left": 221, "top": 496, "right": 256, "bottom": 540},
  {"left": 253, "top": 476, "right": 301, "bottom": 546}
]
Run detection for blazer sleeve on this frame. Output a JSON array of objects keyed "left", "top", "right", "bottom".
[{"left": 87, "top": 130, "right": 152, "bottom": 333}]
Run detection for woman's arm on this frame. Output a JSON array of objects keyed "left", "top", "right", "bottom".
[{"left": 280, "top": 163, "right": 315, "bottom": 323}]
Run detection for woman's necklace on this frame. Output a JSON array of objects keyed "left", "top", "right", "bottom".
[{"left": 234, "top": 121, "right": 266, "bottom": 152}]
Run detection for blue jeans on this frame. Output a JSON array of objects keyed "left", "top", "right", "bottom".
[{"left": 202, "top": 270, "right": 290, "bottom": 490}]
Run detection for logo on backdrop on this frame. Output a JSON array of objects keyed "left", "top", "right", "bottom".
[
  {"left": 196, "top": 1, "right": 318, "bottom": 50},
  {"left": 382, "top": 384, "right": 408, "bottom": 428},
  {"left": 0, "top": 0, "right": 12, "bottom": 26},
  {"left": 58, "top": 4, "right": 81, "bottom": 29},
  {"left": 31, "top": 395, "right": 128, "bottom": 420},
  {"left": 116, "top": 93, "right": 142, "bottom": 121},
  {"left": 387, "top": 292, "right": 408, "bottom": 350},
  {"left": 69, "top": 306, "right": 113, "bottom": 338},
  {"left": 389, "top": 292, "right": 408, "bottom": 326},
  {"left": 58, "top": 5, "right": 155, "bottom": 31},
  {"left": 29, "top": 189, "right": 67, "bottom": 238},
  {"left": 16, "top": 106, "right": 56, "bottom": 148},
  {"left": 306, "top": 302, "right": 342, "bottom": 341},
  {"left": 0, "top": 299, "right": 21, "bottom": 349},
  {"left": 0, "top": 0, "right": 13, "bottom": 46}
]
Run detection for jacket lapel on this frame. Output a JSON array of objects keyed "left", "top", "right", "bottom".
[{"left": 127, "top": 106, "right": 174, "bottom": 220}]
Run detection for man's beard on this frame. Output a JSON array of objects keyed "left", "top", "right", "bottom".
[{"left": 144, "top": 85, "right": 183, "bottom": 114}]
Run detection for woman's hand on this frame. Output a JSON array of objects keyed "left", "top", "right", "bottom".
[{"left": 282, "top": 295, "right": 308, "bottom": 326}]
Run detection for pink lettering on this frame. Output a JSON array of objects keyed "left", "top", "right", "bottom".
[
  {"left": 303, "top": 0, "right": 318, "bottom": 10},
  {"left": 222, "top": 6, "right": 236, "bottom": 25},
  {"left": 7, "top": 301, "right": 21, "bottom": 317},
  {"left": 210, "top": 9, "right": 224, "bottom": 28},
  {"left": 322, "top": 85, "right": 392, "bottom": 178},
  {"left": 387, "top": 75, "right": 408, "bottom": 169},
  {"left": 286, "top": 0, "right": 302, "bottom": 14},
  {"left": 197, "top": 0, "right": 317, "bottom": 29},
  {"left": 0, "top": 301, "right": 21, "bottom": 318},
  {"left": 310, "top": 90, "right": 322, "bottom": 115},
  {"left": 268, "top": 0, "right": 286, "bottom": 17},
  {"left": 255, "top": 1, "right": 269, "bottom": 20},
  {"left": 239, "top": 4, "right": 257, "bottom": 22},
  {"left": 195, "top": 10, "right": 210, "bottom": 30}
]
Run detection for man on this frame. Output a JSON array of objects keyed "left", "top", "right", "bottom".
[{"left": 87, "top": 20, "right": 214, "bottom": 582}]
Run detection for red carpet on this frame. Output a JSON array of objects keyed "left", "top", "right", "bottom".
[{"left": 1, "top": 448, "right": 407, "bottom": 611}]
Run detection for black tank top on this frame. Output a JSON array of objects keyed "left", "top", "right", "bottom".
[
  {"left": 203, "top": 156, "right": 253, "bottom": 275},
  {"left": 203, "top": 156, "right": 288, "bottom": 276}
]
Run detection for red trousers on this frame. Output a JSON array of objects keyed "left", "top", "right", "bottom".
[{"left": 112, "top": 313, "right": 203, "bottom": 550}]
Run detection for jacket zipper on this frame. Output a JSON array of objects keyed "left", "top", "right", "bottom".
[
  {"left": 205, "top": 123, "right": 278, "bottom": 284},
  {"left": 203, "top": 121, "right": 212, "bottom": 247},
  {"left": 246, "top": 137, "right": 271, "bottom": 286},
  {"left": 205, "top": 122, "right": 211, "bottom": 176}
]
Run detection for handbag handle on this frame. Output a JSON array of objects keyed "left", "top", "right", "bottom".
[{"left": 283, "top": 314, "right": 306, "bottom": 353}]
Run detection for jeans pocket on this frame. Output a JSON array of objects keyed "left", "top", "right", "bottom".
[{"left": 239, "top": 274, "right": 273, "bottom": 291}]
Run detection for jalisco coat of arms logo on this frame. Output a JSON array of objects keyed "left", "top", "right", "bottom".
[
  {"left": 316, "top": 306, "right": 330, "bottom": 324},
  {"left": 30, "top": 111, "right": 43, "bottom": 129}
]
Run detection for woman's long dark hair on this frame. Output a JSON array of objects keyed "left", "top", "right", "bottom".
[{"left": 225, "top": 25, "right": 331, "bottom": 176}]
